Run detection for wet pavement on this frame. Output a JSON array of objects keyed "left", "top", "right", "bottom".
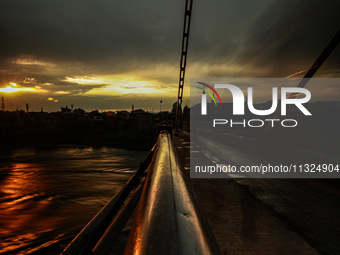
[{"left": 173, "top": 131, "right": 340, "bottom": 255}]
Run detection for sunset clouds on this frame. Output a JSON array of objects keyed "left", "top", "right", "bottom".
[{"left": 0, "top": 0, "right": 339, "bottom": 111}]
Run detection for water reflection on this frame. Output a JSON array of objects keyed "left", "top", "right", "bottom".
[{"left": 0, "top": 146, "right": 146, "bottom": 254}]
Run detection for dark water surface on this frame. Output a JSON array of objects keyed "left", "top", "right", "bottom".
[{"left": 0, "top": 146, "right": 147, "bottom": 254}]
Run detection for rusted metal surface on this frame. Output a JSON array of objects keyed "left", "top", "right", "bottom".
[{"left": 124, "top": 131, "right": 221, "bottom": 255}]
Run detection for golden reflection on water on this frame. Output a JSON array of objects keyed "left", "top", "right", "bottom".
[
  {"left": 0, "top": 147, "right": 146, "bottom": 254},
  {"left": 0, "top": 162, "right": 60, "bottom": 253}
]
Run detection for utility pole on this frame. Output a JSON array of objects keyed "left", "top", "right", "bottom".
[{"left": 1, "top": 97, "right": 4, "bottom": 111}]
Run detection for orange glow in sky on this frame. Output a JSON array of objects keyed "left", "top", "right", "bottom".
[
  {"left": 64, "top": 76, "right": 176, "bottom": 96},
  {"left": 0, "top": 83, "right": 36, "bottom": 93}
]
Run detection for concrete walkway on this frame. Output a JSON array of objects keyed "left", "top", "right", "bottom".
[{"left": 172, "top": 131, "right": 323, "bottom": 255}]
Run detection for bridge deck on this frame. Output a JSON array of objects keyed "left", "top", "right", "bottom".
[{"left": 172, "top": 132, "right": 327, "bottom": 255}]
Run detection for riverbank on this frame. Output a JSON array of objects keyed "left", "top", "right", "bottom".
[{"left": 0, "top": 111, "right": 157, "bottom": 151}]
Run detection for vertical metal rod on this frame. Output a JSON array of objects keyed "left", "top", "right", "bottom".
[{"left": 175, "top": 0, "right": 193, "bottom": 134}]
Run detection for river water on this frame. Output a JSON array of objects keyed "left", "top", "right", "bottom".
[{"left": 0, "top": 146, "right": 147, "bottom": 254}]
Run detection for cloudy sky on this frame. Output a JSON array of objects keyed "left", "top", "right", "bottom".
[{"left": 0, "top": 0, "right": 339, "bottom": 112}]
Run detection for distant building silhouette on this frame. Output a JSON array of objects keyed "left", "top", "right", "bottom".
[
  {"left": 61, "top": 106, "right": 72, "bottom": 113},
  {"left": 73, "top": 108, "right": 85, "bottom": 115}
]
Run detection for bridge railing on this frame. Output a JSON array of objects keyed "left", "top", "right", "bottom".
[
  {"left": 123, "top": 131, "right": 220, "bottom": 255},
  {"left": 61, "top": 148, "right": 154, "bottom": 255},
  {"left": 61, "top": 131, "right": 220, "bottom": 254}
]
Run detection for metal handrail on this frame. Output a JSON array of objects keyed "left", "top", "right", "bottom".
[
  {"left": 61, "top": 148, "right": 154, "bottom": 255},
  {"left": 124, "top": 131, "right": 221, "bottom": 255},
  {"left": 61, "top": 131, "right": 220, "bottom": 254},
  {"left": 92, "top": 183, "right": 145, "bottom": 254}
]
